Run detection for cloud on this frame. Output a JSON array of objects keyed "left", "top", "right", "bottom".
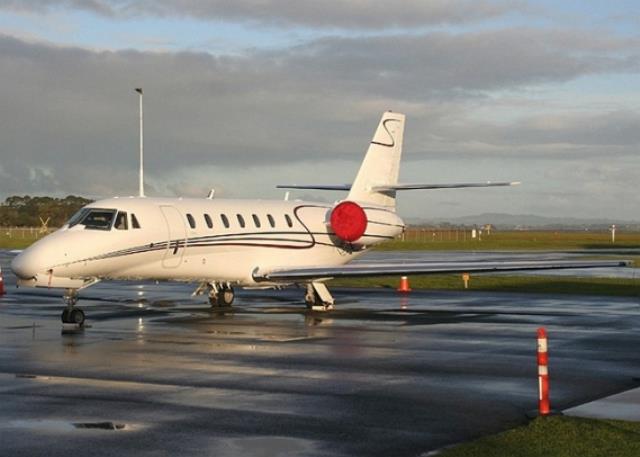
[
  {"left": 285, "top": 29, "right": 640, "bottom": 98},
  {"left": 0, "top": 28, "right": 638, "bottom": 218},
  {"left": 471, "top": 110, "right": 640, "bottom": 147},
  {"left": 0, "top": 0, "right": 525, "bottom": 29},
  {"left": 408, "top": 109, "right": 640, "bottom": 163}
]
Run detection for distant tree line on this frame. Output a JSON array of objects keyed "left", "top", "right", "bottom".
[{"left": 0, "top": 195, "right": 93, "bottom": 227}]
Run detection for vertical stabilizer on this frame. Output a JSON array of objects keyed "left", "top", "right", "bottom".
[{"left": 347, "top": 112, "right": 405, "bottom": 208}]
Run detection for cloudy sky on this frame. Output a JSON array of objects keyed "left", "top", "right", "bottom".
[{"left": 0, "top": 1, "right": 638, "bottom": 220}]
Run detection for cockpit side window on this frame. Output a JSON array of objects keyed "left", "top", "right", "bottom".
[
  {"left": 114, "top": 211, "right": 128, "bottom": 230},
  {"left": 67, "top": 208, "right": 90, "bottom": 228},
  {"left": 79, "top": 209, "right": 117, "bottom": 230},
  {"left": 131, "top": 213, "right": 141, "bottom": 229}
]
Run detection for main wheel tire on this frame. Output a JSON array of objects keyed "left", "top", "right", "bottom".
[
  {"left": 61, "top": 308, "right": 71, "bottom": 323},
  {"left": 305, "top": 290, "right": 320, "bottom": 308}
]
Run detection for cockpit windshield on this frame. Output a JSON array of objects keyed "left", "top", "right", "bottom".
[{"left": 67, "top": 208, "right": 117, "bottom": 230}]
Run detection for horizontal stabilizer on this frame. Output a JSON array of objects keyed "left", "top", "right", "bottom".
[
  {"left": 255, "top": 260, "right": 630, "bottom": 282},
  {"left": 276, "top": 184, "right": 351, "bottom": 191},
  {"left": 276, "top": 182, "right": 519, "bottom": 192},
  {"left": 372, "top": 182, "right": 520, "bottom": 192}
]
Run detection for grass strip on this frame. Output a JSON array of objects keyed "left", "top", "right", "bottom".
[
  {"left": 329, "top": 275, "right": 640, "bottom": 297},
  {"left": 438, "top": 416, "right": 640, "bottom": 457},
  {"left": 0, "top": 231, "right": 42, "bottom": 249},
  {"left": 378, "top": 231, "right": 640, "bottom": 251}
]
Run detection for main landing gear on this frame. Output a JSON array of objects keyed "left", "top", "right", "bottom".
[
  {"left": 208, "top": 283, "right": 235, "bottom": 308},
  {"left": 61, "top": 288, "right": 85, "bottom": 326},
  {"left": 305, "top": 282, "right": 335, "bottom": 311}
]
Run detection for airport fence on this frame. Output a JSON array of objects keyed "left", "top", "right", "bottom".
[
  {"left": 395, "top": 226, "right": 640, "bottom": 249},
  {"left": 1, "top": 226, "right": 52, "bottom": 241},
  {"left": 401, "top": 227, "right": 487, "bottom": 242}
]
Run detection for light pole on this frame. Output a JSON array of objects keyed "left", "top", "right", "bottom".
[{"left": 135, "top": 88, "right": 144, "bottom": 197}]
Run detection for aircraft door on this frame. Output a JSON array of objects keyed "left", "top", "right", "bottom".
[{"left": 159, "top": 205, "right": 187, "bottom": 268}]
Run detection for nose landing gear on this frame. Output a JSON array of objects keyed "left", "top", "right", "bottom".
[
  {"left": 61, "top": 288, "right": 85, "bottom": 326},
  {"left": 192, "top": 281, "right": 235, "bottom": 308},
  {"left": 208, "top": 283, "right": 235, "bottom": 307}
]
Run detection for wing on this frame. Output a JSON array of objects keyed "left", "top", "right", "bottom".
[{"left": 254, "top": 260, "right": 630, "bottom": 282}]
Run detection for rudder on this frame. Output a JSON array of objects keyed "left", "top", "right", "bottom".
[{"left": 347, "top": 111, "right": 405, "bottom": 208}]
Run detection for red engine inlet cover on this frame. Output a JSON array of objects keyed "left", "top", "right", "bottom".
[{"left": 330, "top": 201, "right": 368, "bottom": 242}]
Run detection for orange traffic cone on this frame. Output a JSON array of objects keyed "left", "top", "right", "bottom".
[
  {"left": 0, "top": 268, "right": 5, "bottom": 296},
  {"left": 397, "top": 276, "right": 411, "bottom": 293}
]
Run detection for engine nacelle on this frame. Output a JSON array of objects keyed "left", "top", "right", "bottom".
[{"left": 329, "top": 201, "right": 368, "bottom": 242}]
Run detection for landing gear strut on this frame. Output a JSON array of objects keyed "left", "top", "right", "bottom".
[
  {"left": 305, "top": 282, "right": 334, "bottom": 311},
  {"left": 61, "top": 288, "right": 85, "bottom": 325},
  {"left": 208, "top": 283, "right": 235, "bottom": 307}
]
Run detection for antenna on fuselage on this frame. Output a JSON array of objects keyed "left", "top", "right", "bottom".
[{"left": 135, "top": 87, "right": 145, "bottom": 197}]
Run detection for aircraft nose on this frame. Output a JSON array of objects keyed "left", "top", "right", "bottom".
[{"left": 11, "top": 250, "right": 41, "bottom": 280}]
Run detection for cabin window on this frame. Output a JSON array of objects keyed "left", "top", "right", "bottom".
[
  {"left": 267, "top": 214, "right": 275, "bottom": 228},
  {"left": 252, "top": 214, "right": 261, "bottom": 228},
  {"left": 237, "top": 214, "right": 245, "bottom": 228},
  {"left": 204, "top": 214, "right": 213, "bottom": 229},
  {"left": 285, "top": 214, "right": 293, "bottom": 228},
  {"left": 220, "top": 214, "right": 230, "bottom": 228},
  {"left": 131, "top": 213, "right": 141, "bottom": 229},
  {"left": 114, "top": 211, "right": 128, "bottom": 230},
  {"left": 187, "top": 213, "right": 196, "bottom": 229},
  {"left": 76, "top": 208, "right": 116, "bottom": 230}
]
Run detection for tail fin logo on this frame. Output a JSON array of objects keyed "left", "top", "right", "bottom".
[{"left": 371, "top": 118, "right": 401, "bottom": 148}]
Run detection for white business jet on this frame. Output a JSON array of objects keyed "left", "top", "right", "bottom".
[{"left": 10, "top": 112, "right": 627, "bottom": 325}]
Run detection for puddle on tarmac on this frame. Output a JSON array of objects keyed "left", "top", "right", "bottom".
[
  {"left": 8, "top": 420, "right": 134, "bottom": 432},
  {"left": 73, "top": 421, "right": 126, "bottom": 430}
]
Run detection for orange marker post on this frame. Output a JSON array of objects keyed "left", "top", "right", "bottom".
[
  {"left": 397, "top": 276, "right": 412, "bottom": 293},
  {"left": 537, "top": 327, "right": 550, "bottom": 415}
]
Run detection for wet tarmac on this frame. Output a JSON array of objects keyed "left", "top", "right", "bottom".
[{"left": 0, "top": 251, "right": 639, "bottom": 456}]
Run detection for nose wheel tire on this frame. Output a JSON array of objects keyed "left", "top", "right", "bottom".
[
  {"left": 209, "top": 286, "right": 235, "bottom": 307},
  {"left": 220, "top": 287, "right": 235, "bottom": 306},
  {"left": 62, "top": 308, "right": 85, "bottom": 325}
]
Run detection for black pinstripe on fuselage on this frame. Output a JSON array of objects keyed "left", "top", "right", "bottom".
[{"left": 52, "top": 203, "right": 399, "bottom": 269}]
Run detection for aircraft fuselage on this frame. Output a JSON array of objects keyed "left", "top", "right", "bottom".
[{"left": 11, "top": 196, "right": 405, "bottom": 289}]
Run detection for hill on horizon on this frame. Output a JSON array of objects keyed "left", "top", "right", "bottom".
[{"left": 408, "top": 213, "right": 640, "bottom": 229}]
